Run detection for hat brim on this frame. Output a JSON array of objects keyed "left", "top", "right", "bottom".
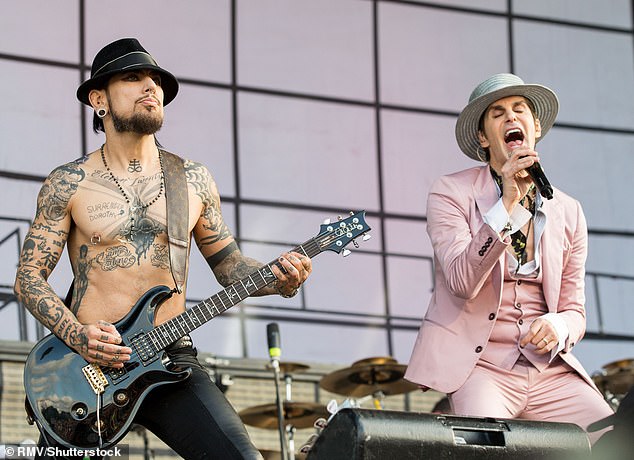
[
  {"left": 455, "top": 84, "right": 559, "bottom": 161},
  {"left": 76, "top": 64, "right": 179, "bottom": 107}
]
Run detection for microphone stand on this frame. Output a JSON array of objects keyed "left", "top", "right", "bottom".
[{"left": 271, "top": 359, "right": 289, "bottom": 460}]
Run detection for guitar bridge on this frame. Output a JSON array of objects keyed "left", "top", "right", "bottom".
[{"left": 82, "top": 363, "right": 109, "bottom": 395}]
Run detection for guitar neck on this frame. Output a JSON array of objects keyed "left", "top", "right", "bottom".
[{"left": 148, "top": 238, "right": 322, "bottom": 349}]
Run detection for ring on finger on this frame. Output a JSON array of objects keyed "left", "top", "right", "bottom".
[{"left": 541, "top": 338, "right": 549, "bottom": 345}]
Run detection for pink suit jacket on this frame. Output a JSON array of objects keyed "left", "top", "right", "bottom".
[{"left": 405, "top": 166, "right": 594, "bottom": 394}]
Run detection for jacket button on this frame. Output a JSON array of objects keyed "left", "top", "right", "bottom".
[
  {"left": 478, "top": 250, "right": 485, "bottom": 256},
  {"left": 486, "top": 237, "right": 493, "bottom": 244},
  {"left": 517, "top": 280, "right": 522, "bottom": 285},
  {"left": 518, "top": 319, "right": 524, "bottom": 325},
  {"left": 488, "top": 313, "right": 495, "bottom": 320},
  {"left": 475, "top": 346, "right": 483, "bottom": 353}
]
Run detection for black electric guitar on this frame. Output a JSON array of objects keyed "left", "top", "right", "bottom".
[{"left": 24, "top": 211, "right": 370, "bottom": 449}]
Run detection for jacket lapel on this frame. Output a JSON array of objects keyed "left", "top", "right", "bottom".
[{"left": 540, "top": 193, "right": 564, "bottom": 312}]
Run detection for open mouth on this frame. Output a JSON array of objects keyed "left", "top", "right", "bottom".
[{"left": 504, "top": 128, "right": 524, "bottom": 148}]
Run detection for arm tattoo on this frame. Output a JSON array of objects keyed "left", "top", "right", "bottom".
[
  {"left": 35, "top": 163, "right": 85, "bottom": 222},
  {"left": 213, "top": 251, "right": 263, "bottom": 287},
  {"left": 14, "top": 161, "right": 84, "bottom": 348},
  {"left": 205, "top": 241, "right": 238, "bottom": 270},
  {"left": 185, "top": 161, "right": 232, "bottom": 247}
]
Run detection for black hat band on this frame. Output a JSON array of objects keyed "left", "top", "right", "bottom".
[{"left": 92, "top": 51, "right": 159, "bottom": 79}]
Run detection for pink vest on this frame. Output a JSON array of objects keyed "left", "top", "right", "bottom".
[{"left": 480, "top": 256, "right": 551, "bottom": 372}]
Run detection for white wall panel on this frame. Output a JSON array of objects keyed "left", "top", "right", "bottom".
[
  {"left": 539, "top": 128, "right": 634, "bottom": 232},
  {"left": 84, "top": 0, "right": 231, "bottom": 83},
  {"left": 514, "top": 22, "right": 634, "bottom": 130},
  {"left": 237, "top": 0, "right": 374, "bottom": 100},
  {"left": 387, "top": 256, "right": 433, "bottom": 318},
  {"left": 245, "top": 319, "right": 390, "bottom": 364},
  {"left": 513, "top": 0, "right": 632, "bottom": 28},
  {"left": 406, "top": 0, "right": 507, "bottom": 13},
  {"left": 0, "top": 61, "right": 81, "bottom": 174},
  {"left": 381, "top": 110, "right": 475, "bottom": 215},
  {"left": 238, "top": 93, "right": 379, "bottom": 211},
  {"left": 0, "top": 0, "right": 79, "bottom": 61},
  {"left": 379, "top": 3, "right": 509, "bottom": 110}
]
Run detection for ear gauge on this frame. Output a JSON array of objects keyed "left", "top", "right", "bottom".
[{"left": 96, "top": 107, "right": 107, "bottom": 118}]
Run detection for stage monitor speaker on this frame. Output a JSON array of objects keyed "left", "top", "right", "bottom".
[{"left": 305, "top": 408, "right": 591, "bottom": 460}]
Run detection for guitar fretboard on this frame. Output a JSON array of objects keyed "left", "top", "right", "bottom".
[{"left": 147, "top": 239, "right": 322, "bottom": 350}]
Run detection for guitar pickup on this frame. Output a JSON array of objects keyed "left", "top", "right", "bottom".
[{"left": 81, "top": 363, "right": 109, "bottom": 395}]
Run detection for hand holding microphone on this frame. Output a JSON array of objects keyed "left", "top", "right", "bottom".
[{"left": 526, "top": 161, "right": 553, "bottom": 200}]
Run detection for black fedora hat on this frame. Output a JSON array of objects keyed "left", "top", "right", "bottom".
[{"left": 77, "top": 38, "right": 179, "bottom": 106}]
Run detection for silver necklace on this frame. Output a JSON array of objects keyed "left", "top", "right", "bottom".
[{"left": 100, "top": 144, "right": 164, "bottom": 236}]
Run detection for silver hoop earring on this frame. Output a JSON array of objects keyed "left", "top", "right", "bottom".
[
  {"left": 476, "top": 145, "right": 488, "bottom": 162},
  {"left": 97, "top": 107, "right": 107, "bottom": 119}
]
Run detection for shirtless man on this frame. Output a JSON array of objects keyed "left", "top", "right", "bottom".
[{"left": 14, "top": 37, "right": 311, "bottom": 459}]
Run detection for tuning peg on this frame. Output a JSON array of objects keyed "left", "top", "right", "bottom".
[
  {"left": 362, "top": 233, "right": 372, "bottom": 241},
  {"left": 342, "top": 249, "right": 351, "bottom": 257},
  {"left": 323, "top": 218, "right": 331, "bottom": 225},
  {"left": 353, "top": 240, "right": 359, "bottom": 248},
  {"left": 337, "top": 215, "right": 343, "bottom": 221}
]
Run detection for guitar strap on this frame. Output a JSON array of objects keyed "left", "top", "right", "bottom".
[
  {"left": 62, "top": 149, "right": 190, "bottom": 306},
  {"left": 160, "top": 150, "right": 190, "bottom": 294}
]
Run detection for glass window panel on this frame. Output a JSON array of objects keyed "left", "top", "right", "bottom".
[
  {"left": 238, "top": 93, "right": 379, "bottom": 211},
  {"left": 406, "top": 0, "right": 507, "bottom": 12},
  {"left": 514, "top": 21, "right": 634, "bottom": 130},
  {"left": 387, "top": 256, "right": 433, "bottom": 319},
  {"left": 159, "top": 85, "right": 235, "bottom": 197},
  {"left": 384, "top": 219, "right": 432, "bottom": 258},
  {"left": 238, "top": 0, "right": 374, "bottom": 100},
  {"left": 513, "top": 0, "right": 632, "bottom": 29},
  {"left": 0, "top": 1, "right": 79, "bottom": 61},
  {"left": 597, "top": 278, "right": 634, "bottom": 336},
  {"left": 84, "top": 0, "right": 231, "bottom": 83},
  {"left": 190, "top": 313, "right": 245, "bottom": 357},
  {"left": 538, "top": 129, "right": 634, "bottom": 232},
  {"left": 245, "top": 319, "right": 389, "bottom": 364},
  {"left": 305, "top": 252, "right": 385, "bottom": 316},
  {"left": 381, "top": 110, "right": 477, "bottom": 215},
  {"left": 239, "top": 205, "right": 381, "bottom": 254},
  {"left": 379, "top": 3, "right": 509, "bottom": 110},
  {"left": 0, "top": 179, "right": 42, "bottom": 220},
  {"left": 392, "top": 329, "right": 420, "bottom": 366},
  {"left": 574, "top": 340, "right": 634, "bottom": 378},
  {"left": 0, "top": 62, "right": 81, "bottom": 175}
]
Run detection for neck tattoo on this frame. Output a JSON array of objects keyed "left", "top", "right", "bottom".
[
  {"left": 100, "top": 144, "right": 165, "bottom": 240},
  {"left": 128, "top": 159, "right": 142, "bottom": 173}
]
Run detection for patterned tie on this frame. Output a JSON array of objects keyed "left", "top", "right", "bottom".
[{"left": 490, "top": 167, "right": 535, "bottom": 264}]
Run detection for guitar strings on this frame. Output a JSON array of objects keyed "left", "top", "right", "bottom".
[{"left": 105, "top": 229, "right": 356, "bottom": 366}]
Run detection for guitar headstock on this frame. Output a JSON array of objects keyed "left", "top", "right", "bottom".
[{"left": 316, "top": 211, "right": 371, "bottom": 255}]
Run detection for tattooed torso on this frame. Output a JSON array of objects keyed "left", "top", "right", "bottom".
[{"left": 14, "top": 150, "right": 237, "bottom": 329}]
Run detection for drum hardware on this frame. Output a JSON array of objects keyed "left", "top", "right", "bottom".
[
  {"left": 592, "top": 358, "right": 634, "bottom": 410},
  {"left": 240, "top": 359, "right": 320, "bottom": 460},
  {"left": 319, "top": 356, "right": 418, "bottom": 398},
  {"left": 204, "top": 356, "right": 233, "bottom": 393}
]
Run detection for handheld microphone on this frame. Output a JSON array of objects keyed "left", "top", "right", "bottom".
[
  {"left": 267, "top": 323, "right": 281, "bottom": 367},
  {"left": 526, "top": 162, "right": 553, "bottom": 200}
]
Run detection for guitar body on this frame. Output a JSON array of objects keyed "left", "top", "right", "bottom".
[
  {"left": 24, "top": 285, "right": 191, "bottom": 449},
  {"left": 23, "top": 211, "right": 371, "bottom": 450}
]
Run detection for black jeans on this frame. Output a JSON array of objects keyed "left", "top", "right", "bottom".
[{"left": 36, "top": 338, "right": 262, "bottom": 460}]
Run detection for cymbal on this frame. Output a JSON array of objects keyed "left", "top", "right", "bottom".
[
  {"left": 594, "top": 359, "right": 634, "bottom": 395},
  {"left": 265, "top": 361, "right": 310, "bottom": 374},
  {"left": 239, "top": 401, "right": 328, "bottom": 429},
  {"left": 259, "top": 450, "right": 307, "bottom": 460},
  {"left": 319, "top": 356, "right": 418, "bottom": 397}
]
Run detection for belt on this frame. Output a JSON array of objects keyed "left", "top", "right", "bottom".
[{"left": 166, "top": 335, "right": 193, "bottom": 350}]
